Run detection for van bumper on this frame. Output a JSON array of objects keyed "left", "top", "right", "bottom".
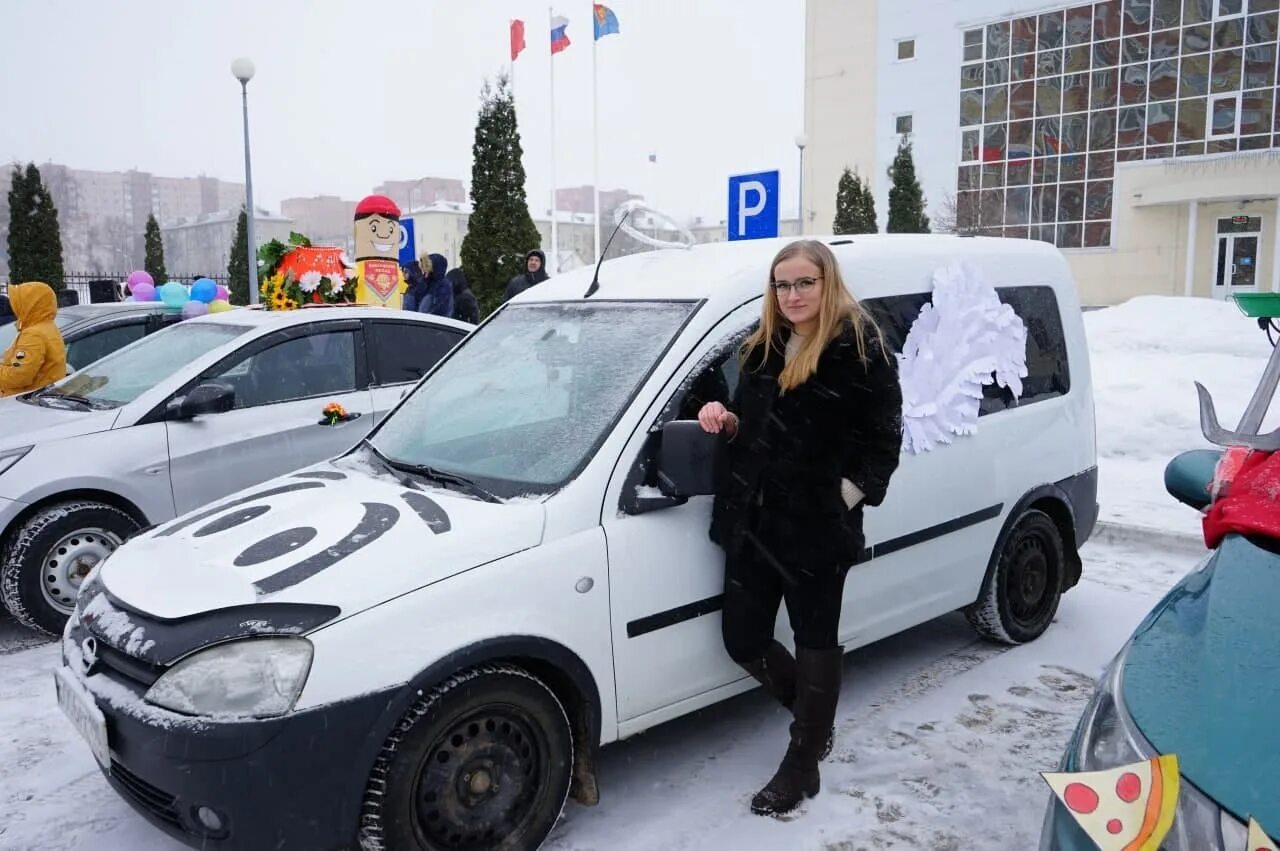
[{"left": 68, "top": 659, "right": 396, "bottom": 851}]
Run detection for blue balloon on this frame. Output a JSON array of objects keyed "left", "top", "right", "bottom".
[
  {"left": 190, "top": 278, "right": 217, "bottom": 303},
  {"left": 160, "top": 281, "right": 189, "bottom": 309}
]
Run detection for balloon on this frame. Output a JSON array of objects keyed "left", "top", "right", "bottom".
[
  {"left": 215, "top": 284, "right": 229, "bottom": 301},
  {"left": 208, "top": 299, "right": 234, "bottom": 314},
  {"left": 131, "top": 282, "right": 156, "bottom": 302},
  {"left": 181, "top": 301, "right": 209, "bottom": 318},
  {"left": 126, "top": 270, "right": 153, "bottom": 291},
  {"left": 160, "top": 281, "right": 189, "bottom": 308},
  {"left": 191, "top": 278, "right": 217, "bottom": 303}
]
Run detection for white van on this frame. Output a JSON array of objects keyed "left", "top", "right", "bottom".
[{"left": 56, "top": 235, "right": 1096, "bottom": 851}]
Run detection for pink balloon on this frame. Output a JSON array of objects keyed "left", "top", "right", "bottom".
[
  {"left": 215, "top": 285, "right": 229, "bottom": 301},
  {"left": 131, "top": 282, "right": 157, "bottom": 302},
  {"left": 126, "top": 270, "right": 154, "bottom": 291}
]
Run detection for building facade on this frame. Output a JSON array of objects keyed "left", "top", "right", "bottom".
[
  {"left": 0, "top": 164, "right": 243, "bottom": 276},
  {"left": 374, "top": 177, "right": 466, "bottom": 213},
  {"left": 160, "top": 209, "right": 294, "bottom": 280},
  {"left": 804, "top": 0, "right": 1280, "bottom": 304}
]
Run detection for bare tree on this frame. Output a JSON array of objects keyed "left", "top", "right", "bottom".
[{"left": 933, "top": 192, "right": 980, "bottom": 235}]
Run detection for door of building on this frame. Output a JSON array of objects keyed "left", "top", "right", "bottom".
[{"left": 1214, "top": 215, "right": 1263, "bottom": 299}]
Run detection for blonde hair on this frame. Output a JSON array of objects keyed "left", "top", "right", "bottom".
[{"left": 741, "top": 239, "right": 885, "bottom": 393}]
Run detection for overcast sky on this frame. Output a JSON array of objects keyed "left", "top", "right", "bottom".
[{"left": 1, "top": 1, "right": 805, "bottom": 224}]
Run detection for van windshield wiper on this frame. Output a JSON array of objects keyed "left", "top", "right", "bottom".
[{"left": 361, "top": 440, "right": 500, "bottom": 503}]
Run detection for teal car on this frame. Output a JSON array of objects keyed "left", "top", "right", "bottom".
[{"left": 1041, "top": 292, "right": 1280, "bottom": 850}]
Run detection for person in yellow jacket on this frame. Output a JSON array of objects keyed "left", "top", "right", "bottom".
[{"left": 0, "top": 282, "right": 67, "bottom": 397}]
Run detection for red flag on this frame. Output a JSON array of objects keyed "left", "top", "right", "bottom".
[{"left": 510, "top": 19, "right": 526, "bottom": 61}]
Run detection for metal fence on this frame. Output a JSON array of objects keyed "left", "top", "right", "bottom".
[{"left": 0, "top": 273, "right": 232, "bottom": 305}]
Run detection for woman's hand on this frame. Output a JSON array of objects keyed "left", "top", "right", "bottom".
[{"left": 697, "top": 402, "right": 739, "bottom": 436}]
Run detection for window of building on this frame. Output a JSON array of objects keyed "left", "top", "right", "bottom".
[
  {"left": 951, "top": 0, "right": 1278, "bottom": 251},
  {"left": 964, "top": 28, "right": 984, "bottom": 62},
  {"left": 897, "top": 38, "right": 917, "bottom": 61},
  {"left": 1209, "top": 91, "right": 1243, "bottom": 135},
  {"left": 1216, "top": 0, "right": 1245, "bottom": 19},
  {"left": 896, "top": 113, "right": 914, "bottom": 134}
]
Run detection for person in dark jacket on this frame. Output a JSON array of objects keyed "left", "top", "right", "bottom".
[
  {"left": 447, "top": 268, "right": 480, "bottom": 325},
  {"left": 402, "top": 258, "right": 430, "bottom": 313},
  {"left": 697, "top": 239, "right": 903, "bottom": 818},
  {"left": 504, "top": 249, "right": 549, "bottom": 301},
  {"left": 420, "top": 253, "right": 453, "bottom": 317}
]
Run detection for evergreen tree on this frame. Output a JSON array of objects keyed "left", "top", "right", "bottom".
[
  {"left": 6, "top": 164, "right": 65, "bottom": 288},
  {"left": 227, "top": 207, "right": 249, "bottom": 304},
  {"left": 833, "top": 168, "right": 859, "bottom": 234},
  {"left": 855, "top": 173, "right": 878, "bottom": 234},
  {"left": 460, "top": 74, "right": 543, "bottom": 316},
  {"left": 144, "top": 214, "right": 167, "bottom": 283},
  {"left": 886, "top": 136, "right": 930, "bottom": 234}
]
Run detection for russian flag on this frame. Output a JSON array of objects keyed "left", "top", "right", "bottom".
[{"left": 551, "top": 15, "right": 570, "bottom": 54}]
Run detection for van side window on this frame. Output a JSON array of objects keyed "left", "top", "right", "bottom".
[{"left": 862, "top": 285, "right": 1069, "bottom": 417}]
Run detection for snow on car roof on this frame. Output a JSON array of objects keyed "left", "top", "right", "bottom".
[{"left": 519, "top": 234, "right": 1070, "bottom": 311}]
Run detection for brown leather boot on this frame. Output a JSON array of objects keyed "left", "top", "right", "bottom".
[
  {"left": 750, "top": 646, "right": 843, "bottom": 817},
  {"left": 740, "top": 641, "right": 834, "bottom": 761}
]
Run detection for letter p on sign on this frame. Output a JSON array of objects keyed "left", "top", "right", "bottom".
[{"left": 728, "top": 170, "right": 780, "bottom": 241}]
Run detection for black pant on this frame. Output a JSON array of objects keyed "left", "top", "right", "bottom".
[{"left": 720, "top": 534, "right": 849, "bottom": 664}]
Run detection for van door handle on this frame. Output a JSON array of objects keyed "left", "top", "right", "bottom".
[{"left": 144, "top": 465, "right": 165, "bottom": 476}]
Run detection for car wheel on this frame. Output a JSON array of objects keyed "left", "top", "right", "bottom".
[
  {"left": 360, "top": 664, "right": 574, "bottom": 851},
  {"left": 0, "top": 501, "right": 140, "bottom": 636},
  {"left": 965, "top": 508, "right": 1065, "bottom": 645}
]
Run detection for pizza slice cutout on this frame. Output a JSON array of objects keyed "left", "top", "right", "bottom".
[
  {"left": 1041, "top": 754, "right": 1179, "bottom": 851},
  {"left": 1248, "top": 817, "right": 1279, "bottom": 851}
]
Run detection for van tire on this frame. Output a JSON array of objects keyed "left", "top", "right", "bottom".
[
  {"left": 360, "top": 664, "right": 573, "bottom": 851},
  {"left": 1, "top": 501, "right": 139, "bottom": 636},
  {"left": 965, "top": 509, "right": 1064, "bottom": 645}
]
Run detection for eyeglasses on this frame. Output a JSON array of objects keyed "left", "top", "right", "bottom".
[{"left": 769, "top": 276, "right": 822, "bottom": 295}]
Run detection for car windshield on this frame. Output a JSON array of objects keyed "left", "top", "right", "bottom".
[
  {"left": 41, "top": 322, "right": 249, "bottom": 408},
  {"left": 369, "top": 301, "right": 696, "bottom": 498},
  {"left": 0, "top": 312, "right": 79, "bottom": 352}
]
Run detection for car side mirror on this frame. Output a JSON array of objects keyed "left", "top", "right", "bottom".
[
  {"left": 169, "top": 381, "right": 236, "bottom": 421},
  {"left": 657, "top": 420, "right": 719, "bottom": 498},
  {"left": 1164, "top": 448, "right": 1222, "bottom": 511}
]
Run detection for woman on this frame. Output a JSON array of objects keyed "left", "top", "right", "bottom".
[{"left": 697, "top": 239, "right": 903, "bottom": 817}]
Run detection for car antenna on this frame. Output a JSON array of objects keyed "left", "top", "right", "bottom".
[{"left": 584, "top": 208, "right": 632, "bottom": 299}]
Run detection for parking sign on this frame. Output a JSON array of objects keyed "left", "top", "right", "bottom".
[
  {"left": 728, "top": 171, "right": 780, "bottom": 241},
  {"left": 398, "top": 217, "right": 417, "bottom": 266}
]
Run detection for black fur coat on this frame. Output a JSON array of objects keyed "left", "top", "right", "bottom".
[{"left": 709, "top": 319, "right": 904, "bottom": 569}]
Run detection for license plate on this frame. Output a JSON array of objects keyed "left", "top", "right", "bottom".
[{"left": 54, "top": 667, "right": 110, "bottom": 769}]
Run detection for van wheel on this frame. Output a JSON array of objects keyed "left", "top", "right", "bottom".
[
  {"left": 1, "top": 501, "right": 140, "bottom": 636},
  {"left": 965, "top": 509, "right": 1064, "bottom": 645},
  {"left": 360, "top": 664, "right": 573, "bottom": 851}
]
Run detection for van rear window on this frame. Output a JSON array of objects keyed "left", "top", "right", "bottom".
[{"left": 862, "top": 284, "right": 1069, "bottom": 415}]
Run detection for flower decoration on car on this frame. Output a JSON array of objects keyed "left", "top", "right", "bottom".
[
  {"left": 257, "top": 232, "right": 356, "bottom": 311},
  {"left": 319, "top": 402, "right": 356, "bottom": 426}
]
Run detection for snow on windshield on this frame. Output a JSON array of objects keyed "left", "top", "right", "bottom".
[{"left": 372, "top": 301, "right": 696, "bottom": 496}]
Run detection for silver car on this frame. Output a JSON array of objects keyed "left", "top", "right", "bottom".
[
  {"left": 0, "top": 306, "right": 471, "bottom": 634},
  {"left": 0, "top": 302, "right": 187, "bottom": 373}
]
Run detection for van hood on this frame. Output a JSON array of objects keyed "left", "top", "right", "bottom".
[
  {"left": 98, "top": 457, "right": 546, "bottom": 621},
  {"left": 1121, "top": 535, "right": 1280, "bottom": 832},
  {"left": 0, "top": 396, "right": 119, "bottom": 453}
]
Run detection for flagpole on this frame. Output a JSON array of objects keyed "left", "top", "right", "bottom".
[
  {"left": 548, "top": 6, "right": 559, "bottom": 274},
  {"left": 592, "top": 14, "right": 601, "bottom": 265}
]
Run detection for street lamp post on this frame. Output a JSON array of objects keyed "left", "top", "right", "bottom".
[
  {"left": 795, "top": 134, "right": 808, "bottom": 236},
  {"left": 232, "top": 57, "right": 259, "bottom": 305}
]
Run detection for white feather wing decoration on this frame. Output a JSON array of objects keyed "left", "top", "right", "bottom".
[{"left": 897, "top": 262, "right": 1028, "bottom": 454}]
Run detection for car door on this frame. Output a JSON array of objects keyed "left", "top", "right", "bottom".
[
  {"left": 65, "top": 319, "right": 148, "bottom": 373},
  {"left": 602, "top": 301, "right": 761, "bottom": 722},
  {"left": 362, "top": 319, "right": 466, "bottom": 423},
  {"left": 165, "top": 320, "right": 375, "bottom": 515}
]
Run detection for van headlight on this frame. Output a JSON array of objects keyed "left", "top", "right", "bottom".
[
  {"left": 144, "top": 638, "right": 313, "bottom": 719},
  {"left": 1073, "top": 644, "right": 1243, "bottom": 850}
]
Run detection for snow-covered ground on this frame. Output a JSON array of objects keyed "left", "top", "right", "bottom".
[
  {"left": 1090, "top": 295, "right": 1279, "bottom": 534},
  {"left": 0, "top": 538, "right": 1199, "bottom": 851},
  {"left": 0, "top": 294, "right": 1257, "bottom": 850}
]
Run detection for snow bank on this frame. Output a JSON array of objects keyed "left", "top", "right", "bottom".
[{"left": 1087, "top": 295, "right": 1280, "bottom": 532}]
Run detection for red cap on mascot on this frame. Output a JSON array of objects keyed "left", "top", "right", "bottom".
[{"left": 354, "top": 195, "right": 401, "bottom": 220}]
